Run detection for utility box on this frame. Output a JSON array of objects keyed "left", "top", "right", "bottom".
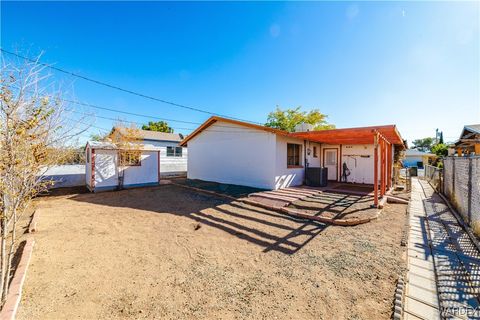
[
  {"left": 409, "top": 166, "right": 418, "bottom": 177},
  {"left": 306, "top": 167, "right": 328, "bottom": 187}
]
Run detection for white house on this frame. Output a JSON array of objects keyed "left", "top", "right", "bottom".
[
  {"left": 180, "top": 116, "right": 405, "bottom": 191},
  {"left": 85, "top": 129, "right": 188, "bottom": 192},
  {"left": 403, "top": 149, "right": 436, "bottom": 168}
]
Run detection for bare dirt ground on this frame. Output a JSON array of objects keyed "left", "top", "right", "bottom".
[
  {"left": 288, "top": 192, "right": 379, "bottom": 220},
  {"left": 18, "top": 184, "right": 407, "bottom": 320}
]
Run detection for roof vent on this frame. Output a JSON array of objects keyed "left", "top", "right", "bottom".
[{"left": 294, "top": 123, "right": 314, "bottom": 132}]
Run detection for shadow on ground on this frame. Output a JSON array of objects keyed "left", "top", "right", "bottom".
[{"left": 68, "top": 184, "right": 328, "bottom": 254}]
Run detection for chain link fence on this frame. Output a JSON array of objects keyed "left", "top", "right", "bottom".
[
  {"left": 424, "top": 164, "right": 443, "bottom": 193},
  {"left": 442, "top": 156, "right": 480, "bottom": 229}
]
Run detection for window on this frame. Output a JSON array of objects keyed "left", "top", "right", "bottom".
[
  {"left": 120, "top": 150, "right": 141, "bottom": 166},
  {"left": 287, "top": 143, "right": 301, "bottom": 167},
  {"left": 313, "top": 146, "right": 318, "bottom": 158},
  {"left": 175, "top": 147, "right": 182, "bottom": 157},
  {"left": 167, "top": 146, "right": 183, "bottom": 157}
]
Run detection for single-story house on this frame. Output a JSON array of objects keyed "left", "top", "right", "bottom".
[
  {"left": 452, "top": 124, "right": 480, "bottom": 156},
  {"left": 402, "top": 149, "right": 436, "bottom": 168},
  {"left": 180, "top": 116, "right": 405, "bottom": 204},
  {"left": 85, "top": 129, "right": 188, "bottom": 192}
]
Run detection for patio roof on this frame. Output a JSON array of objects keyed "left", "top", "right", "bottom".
[
  {"left": 291, "top": 125, "right": 405, "bottom": 147},
  {"left": 180, "top": 116, "right": 405, "bottom": 148}
]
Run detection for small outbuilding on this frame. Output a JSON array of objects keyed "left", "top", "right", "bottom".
[
  {"left": 85, "top": 128, "right": 188, "bottom": 192},
  {"left": 180, "top": 116, "right": 405, "bottom": 206}
]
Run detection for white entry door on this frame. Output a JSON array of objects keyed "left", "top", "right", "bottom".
[{"left": 324, "top": 149, "right": 338, "bottom": 181}]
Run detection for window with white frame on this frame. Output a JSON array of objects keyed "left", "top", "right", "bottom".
[{"left": 167, "top": 146, "right": 183, "bottom": 157}]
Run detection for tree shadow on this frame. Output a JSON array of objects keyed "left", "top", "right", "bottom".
[
  {"left": 289, "top": 192, "right": 377, "bottom": 219},
  {"left": 68, "top": 184, "right": 327, "bottom": 255}
]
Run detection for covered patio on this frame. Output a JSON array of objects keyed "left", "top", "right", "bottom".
[{"left": 291, "top": 125, "right": 405, "bottom": 207}]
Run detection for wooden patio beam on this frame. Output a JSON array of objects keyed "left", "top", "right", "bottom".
[{"left": 373, "top": 133, "right": 379, "bottom": 207}]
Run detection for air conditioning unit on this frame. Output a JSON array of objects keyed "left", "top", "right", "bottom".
[{"left": 294, "top": 123, "right": 314, "bottom": 132}]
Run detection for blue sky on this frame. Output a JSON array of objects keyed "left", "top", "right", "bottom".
[{"left": 1, "top": 1, "right": 479, "bottom": 145}]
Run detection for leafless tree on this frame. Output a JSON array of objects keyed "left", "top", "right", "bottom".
[
  {"left": 0, "top": 53, "right": 88, "bottom": 304},
  {"left": 107, "top": 122, "right": 144, "bottom": 189}
]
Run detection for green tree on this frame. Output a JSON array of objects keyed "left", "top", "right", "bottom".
[
  {"left": 265, "top": 106, "right": 335, "bottom": 132},
  {"left": 142, "top": 121, "right": 173, "bottom": 133},
  {"left": 431, "top": 143, "right": 448, "bottom": 157},
  {"left": 412, "top": 137, "right": 434, "bottom": 152},
  {"left": 438, "top": 132, "right": 444, "bottom": 144}
]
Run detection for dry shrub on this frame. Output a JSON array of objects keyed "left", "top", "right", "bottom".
[{"left": 0, "top": 53, "right": 88, "bottom": 305}]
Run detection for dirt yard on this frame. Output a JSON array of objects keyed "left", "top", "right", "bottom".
[
  {"left": 18, "top": 184, "right": 407, "bottom": 319},
  {"left": 289, "top": 192, "right": 380, "bottom": 220}
]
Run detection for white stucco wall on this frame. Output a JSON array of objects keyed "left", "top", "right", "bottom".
[
  {"left": 274, "top": 135, "right": 305, "bottom": 189},
  {"left": 122, "top": 151, "right": 159, "bottom": 186},
  {"left": 341, "top": 144, "right": 375, "bottom": 184},
  {"left": 94, "top": 150, "right": 119, "bottom": 189},
  {"left": 187, "top": 121, "right": 277, "bottom": 189},
  {"left": 305, "top": 141, "right": 322, "bottom": 168}
]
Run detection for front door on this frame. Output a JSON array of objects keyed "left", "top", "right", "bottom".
[{"left": 324, "top": 149, "right": 338, "bottom": 181}]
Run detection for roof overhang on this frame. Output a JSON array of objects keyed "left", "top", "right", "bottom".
[
  {"left": 180, "top": 116, "right": 405, "bottom": 149},
  {"left": 291, "top": 125, "right": 405, "bottom": 148}
]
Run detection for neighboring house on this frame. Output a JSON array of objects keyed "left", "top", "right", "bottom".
[
  {"left": 453, "top": 124, "right": 480, "bottom": 156},
  {"left": 85, "top": 128, "right": 188, "bottom": 192},
  {"left": 402, "top": 149, "right": 436, "bottom": 168},
  {"left": 110, "top": 126, "right": 184, "bottom": 148},
  {"left": 180, "top": 116, "right": 405, "bottom": 190}
]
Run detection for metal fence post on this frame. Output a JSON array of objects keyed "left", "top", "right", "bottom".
[
  {"left": 440, "top": 167, "right": 443, "bottom": 194},
  {"left": 442, "top": 160, "right": 445, "bottom": 195},
  {"left": 452, "top": 157, "right": 455, "bottom": 199},
  {"left": 468, "top": 157, "right": 473, "bottom": 224}
]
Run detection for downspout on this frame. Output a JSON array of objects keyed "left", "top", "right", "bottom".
[{"left": 339, "top": 144, "right": 343, "bottom": 182}]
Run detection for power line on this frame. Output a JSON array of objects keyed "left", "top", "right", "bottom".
[
  {"left": 66, "top": 109, "right": 198, "bottom": 131},
  {"left": 8, "top": 83, "right": 269, "bottom": 131},
  {"left": 65, "top": 99, "right": 267, "bottom": 131},
  {"left": 67, "top": 110, "right": 267, "bottom": 135},
  {"left": 64, "top": 98, "right": 202, "bottom": 125},
  {"left": 65, "top": 117, "right": 112, "bottom": 133},
  {"left": 1, "top": 48, "right": 262, "bottom": 124}
]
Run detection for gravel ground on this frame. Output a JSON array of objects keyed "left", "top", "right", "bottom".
[{"left": 18, "top": 184, "right": 407, "bottom": 319}]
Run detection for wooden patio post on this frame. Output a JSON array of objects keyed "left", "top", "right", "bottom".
[
  {"left": 383, "top": 138, "right": 388, "bottom": 194},
  {"left": 387, "top": 142, "right": 392, "bottom": 190},
  {"left": 380, "top": 138, "right": 385, "bottom": 197},
  {"left": 374, "top": 133, "right": 379, "bottom": 207}
]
